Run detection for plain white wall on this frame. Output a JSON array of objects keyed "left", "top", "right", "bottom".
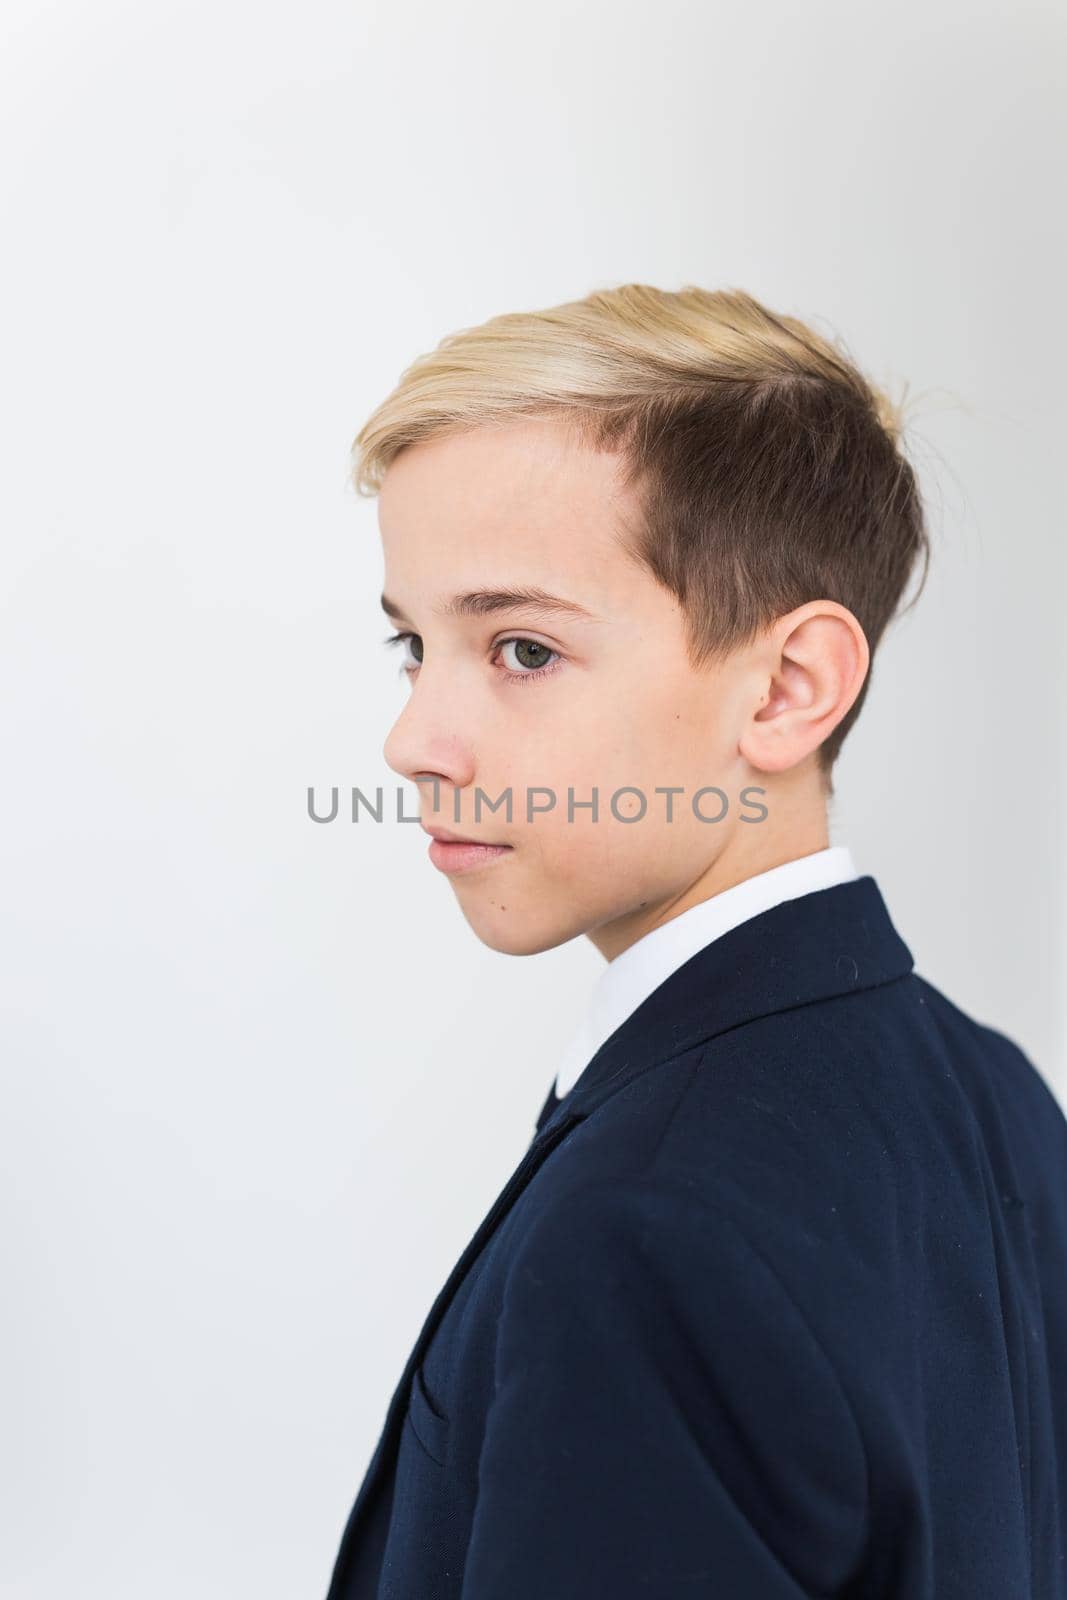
[{"left": 2, "top": 1, "right": 1064, "bottom": 1594}]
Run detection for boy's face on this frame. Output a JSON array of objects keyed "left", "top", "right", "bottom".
[{"left": 377, "top": 416, "right": 776, "bottom": 959}]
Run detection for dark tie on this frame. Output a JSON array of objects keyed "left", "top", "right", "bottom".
[{"left": 533, "top": 1081, "right": 562, "bottom": 1136}]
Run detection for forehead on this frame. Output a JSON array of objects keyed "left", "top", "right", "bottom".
[{"left": 377, "top": 417, "right": 641, "bottom": 597}]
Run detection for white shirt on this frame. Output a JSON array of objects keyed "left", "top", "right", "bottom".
[{"left": 553, "top": 845, "right": 860, "bottom": 1099}]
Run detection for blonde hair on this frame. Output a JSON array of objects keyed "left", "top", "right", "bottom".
[{"left": 352, "top": 284, "right": 930, "bottom": 787}]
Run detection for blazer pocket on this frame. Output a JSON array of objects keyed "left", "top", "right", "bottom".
[{"left": 406, "top": 1361, "right": 450, "bottom": 1467}]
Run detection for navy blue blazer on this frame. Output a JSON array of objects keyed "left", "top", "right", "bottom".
[{"left": 325, "top": 875, "right": 1067, "bottom": 1598}]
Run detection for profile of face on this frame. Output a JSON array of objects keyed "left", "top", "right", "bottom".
[{"left": 378, "top": 416, "right": 866, "bottom": 959}]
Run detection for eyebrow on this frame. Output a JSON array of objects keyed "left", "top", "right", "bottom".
[{"left": 380, "top": 586, "right": 601, "bottom": 626}]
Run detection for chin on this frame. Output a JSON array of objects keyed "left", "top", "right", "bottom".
[{"left": 455, "top": 900, "right": 586, "bottom": 957}]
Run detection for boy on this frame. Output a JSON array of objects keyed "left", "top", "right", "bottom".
[{"left": 324, "top": 285, "right": 1067, "bottom": 1598}]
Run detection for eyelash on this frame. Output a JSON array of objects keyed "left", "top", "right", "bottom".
[{"left": 382, "top": 631, "right": 563, "bottom": 686}]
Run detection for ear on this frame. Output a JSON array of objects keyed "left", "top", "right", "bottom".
[{"left": 738, "top": 602, "right": 870, "bottom": 776}]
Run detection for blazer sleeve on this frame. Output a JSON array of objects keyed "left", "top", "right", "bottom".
[{"left": 459, "top": 1177, "right": 869, "bottom": 1599}]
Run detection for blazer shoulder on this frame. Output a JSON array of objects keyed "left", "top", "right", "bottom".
[{"left": 914, "top": 972, "right": 1067, "bottom": 1116}]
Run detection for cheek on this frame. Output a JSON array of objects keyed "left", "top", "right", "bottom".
[
  {"left": 530, "top": 791, "right": 702, "bottom": 889},
  {"left": 642, "top": 687, "right": 738, "bottom": 790},
  {"left": 498, "top": 670, "right": 735, "bottom": 818},
  {"left": 510, "top": 712, "right": 659, "bottom": 795}
]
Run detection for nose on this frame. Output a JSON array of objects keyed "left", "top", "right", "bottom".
[{"left": 382, "top": 674, "right": 476, "bottom": 800}]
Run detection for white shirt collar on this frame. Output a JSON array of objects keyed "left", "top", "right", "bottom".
[{"left": 554, "top": 844, "right": 860, "bottom": 1098}]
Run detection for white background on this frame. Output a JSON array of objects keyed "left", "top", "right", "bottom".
[{"left": 2, "top": 1, "right": 1064, "bottom": 1594}]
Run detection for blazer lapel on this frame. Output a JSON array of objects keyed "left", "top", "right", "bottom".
[{"left": 537, "top": 874, "right": 914, "bottom": 1135}]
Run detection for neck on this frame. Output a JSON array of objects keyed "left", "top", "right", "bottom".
[{"left": 588, "top": 768, "right": 831, "bottom": 962}]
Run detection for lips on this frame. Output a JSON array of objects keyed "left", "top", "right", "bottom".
[
  {"left": 423, "top": 828, "right": 514, "bottom": 877},
  {"left": 421, "top": 823, "right": 505, "bottom": 847}
]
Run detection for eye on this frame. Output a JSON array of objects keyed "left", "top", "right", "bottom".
[
  {"left": 382, "top": 630, "right": 563, "bottom": 685},
  {"left": 495, "top": 637, "right": 562, "bottom": 683},
  {"left": 383, "top": 631, "right": 422, "bottom": 674}
]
